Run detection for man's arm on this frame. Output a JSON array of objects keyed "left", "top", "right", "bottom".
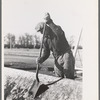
[
  {"left": 48, "top": 21, "right": 64, "bottom": 36},
  {"left": 44, "top": 13, "right": 64, "bottom": 36},
  {"left": 38, "top": 38, "right": 50, "bottom": 64}
]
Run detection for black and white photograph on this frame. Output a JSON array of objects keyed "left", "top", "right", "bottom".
[{"left": 2, "top": 0, "right": 98, "bottom": 100}]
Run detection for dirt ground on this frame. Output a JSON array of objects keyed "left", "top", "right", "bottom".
[
  {"left": 4, "top": 48, "right": 82, "bottom": 80},
  {"left": 4, "top": 67, "right": 82, "bottom": 100}
]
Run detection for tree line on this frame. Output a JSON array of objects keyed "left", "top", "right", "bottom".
[
  {"left": 4, "top": 33, "right": 82, "bottom": 49},
  {"left": 4, "top": 33, "right": 41, "bottom": 49}
]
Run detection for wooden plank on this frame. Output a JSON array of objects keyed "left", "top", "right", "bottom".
[
  {"left": 73, "top": 29, "right": 82, "bottom": 58},
  {"left": 4, "top": 68, "right": 82, "bottom": 100}
]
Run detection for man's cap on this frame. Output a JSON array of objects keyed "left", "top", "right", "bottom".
[{"left": 35, "top": 22, "right": 45, "bottom": 32}]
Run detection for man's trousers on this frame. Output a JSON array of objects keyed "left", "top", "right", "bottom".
[{"left": 54, "top": 50, "right": 75, "bottom": 79}]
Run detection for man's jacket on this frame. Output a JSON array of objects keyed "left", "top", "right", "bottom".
[{"left": 40, "top": 22, "right": 71, "bottom": 63}]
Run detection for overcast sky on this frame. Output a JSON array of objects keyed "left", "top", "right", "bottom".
[
  {"left": 2, "top": 0, "right": 85, "bottom": 40},
  {"left": 2, "top": 0, "right": 97, "bottom": 44}
]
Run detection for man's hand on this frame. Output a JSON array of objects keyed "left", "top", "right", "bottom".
[
  {"left": 44, "top": 12, "right": 51, "bottom": 21},
  {"left": 36, "top": 57, "right": 43, "bottom": 64},
  {"left": 44, "top": 12, "right": 52, "bottom": 24}
]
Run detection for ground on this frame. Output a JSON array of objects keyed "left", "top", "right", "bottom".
[
  {"left": 4, "top": 68, "right": 82, "bottom": 100},
  {"left": 4, "top": 48, "right": 82, "bottom": 80},
  {"left": 4, "top": 48, "right": 83, "bottom": 100}
]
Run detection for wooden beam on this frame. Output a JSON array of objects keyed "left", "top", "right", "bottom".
[{"left": 73, "top": 29, "right": 82, "bottom": 58}]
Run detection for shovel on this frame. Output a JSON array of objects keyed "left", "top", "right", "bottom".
[
  {"left": 28, "top": 62, "right": 49, "bottom": 98},
  {"left": 28, "top": 23, "right": 49, "bottom": 98}
]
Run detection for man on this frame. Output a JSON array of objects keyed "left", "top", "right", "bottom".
[{"left": 35, "top": 13, "right": 75, "bottom": 79}]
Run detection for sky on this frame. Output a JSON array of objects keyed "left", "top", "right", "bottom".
[{"left": 2, "top": 0, "right": 85, "bottom": 42}]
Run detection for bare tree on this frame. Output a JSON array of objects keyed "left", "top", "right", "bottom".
[
  {"left": 18, "top": 36, "right": 22, "bottom": 45},
  {"left": 11, "top": 35, "right": 15, "bottom": 48},
  {"left": 33, "top": 35, "right": 41, "bottom": 48},
  {"left": 5, "top": 33, "right": 16, "bottom": 48},
  {"left": 24, "top": 33, "right": 30, "bottom": 47},
  {"left": 29, "top": 35, "right": 33, "bottom": 45},
  {"left": 28, "top": 35, "right": 34, "bottom": 48},
  {"left": 18, "top": 35, "right": 26, "bottom": 48},
  {"left": 18, "top": 33, "right": 34, "bottom": 48}
]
